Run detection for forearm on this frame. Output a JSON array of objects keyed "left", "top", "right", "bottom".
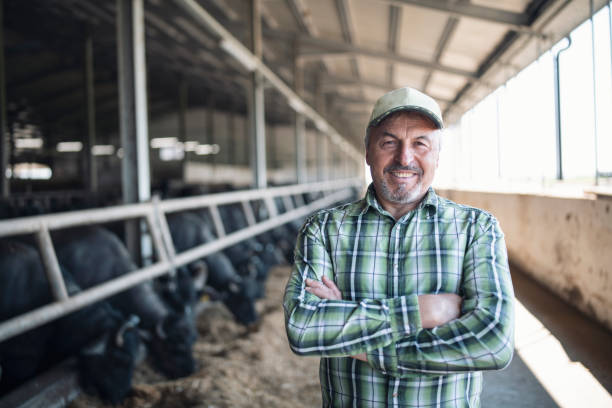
[
  {"left": 367, "top": 218, "right": 515, "bottom": 377},
  {"left": 367, "top": 294, "right": 514, "bottom": 377},
  {"left": 284, "top": 267, "right": 422, "bottom": 357}
]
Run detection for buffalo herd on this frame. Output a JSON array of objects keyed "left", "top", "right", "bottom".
[{"left": 0, "top": 188, "right": 356, "bottom": 403}]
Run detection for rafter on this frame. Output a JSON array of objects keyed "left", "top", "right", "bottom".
[
  {"left": 387, "top": 5, "right": 401, "bottom": 86},
  {"left": 285, "top": 0, "right": 317, "bottom": 36},
  {"left": 421, "top": 15, "right": 459, "bottom": 92},
  {"left": 381, "top": 0, "right": 529, "bottom": 28},
  {"left": 297, "top": 35, "right": 477, "bottom": 79},
  {"left": 334, "top": 0, "right": 359, "bottom": 78}
]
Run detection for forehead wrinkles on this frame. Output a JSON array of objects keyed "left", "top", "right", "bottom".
[{"left": 374, "top": 112, "right": 436, "bottom": 139}]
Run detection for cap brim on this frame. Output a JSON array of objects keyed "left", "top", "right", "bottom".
[{"left": 368, "top": 105, "right": 443, "bottom": 129}]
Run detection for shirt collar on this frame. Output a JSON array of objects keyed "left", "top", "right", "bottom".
[{"left": 353, "top": 183, "right": 439, "bottom": 220}]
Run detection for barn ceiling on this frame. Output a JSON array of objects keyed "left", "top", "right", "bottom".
[{"left": 4, "top": 0, "right": 607, "bottom": 152}]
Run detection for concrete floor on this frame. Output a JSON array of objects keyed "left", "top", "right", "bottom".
[{"left": 482, "top": 266, "right": 612, "bottom": 407}]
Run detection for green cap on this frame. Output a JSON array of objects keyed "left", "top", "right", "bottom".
[{"left": 367, "top": 87, "right": 443, "bottom": 129}]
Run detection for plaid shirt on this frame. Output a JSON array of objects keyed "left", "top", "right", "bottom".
[{"left": 284, "top": 185, "right": 514, "bottom": 407}]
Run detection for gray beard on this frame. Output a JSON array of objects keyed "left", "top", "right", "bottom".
[{"left": 379, "top": 177, "right": 423, "bottom": 204}]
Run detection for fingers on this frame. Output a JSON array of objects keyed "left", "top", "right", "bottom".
[
  {"left": 350, "top": 353, "right": 367, "bottom": 362},
  {"left": 305, "top": 276, "right": 342, "bottom": 300},
  {"left": 322, "top": 276, "right": 342, "bottom": 299}
]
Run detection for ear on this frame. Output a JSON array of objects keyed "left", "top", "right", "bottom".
[{"left": 365, "top": 149, "right": 371, "bottom": 166}]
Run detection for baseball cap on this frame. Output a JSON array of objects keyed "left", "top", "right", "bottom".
[{"left": 367, "top": 87, "right": 444, "bottom": 129}]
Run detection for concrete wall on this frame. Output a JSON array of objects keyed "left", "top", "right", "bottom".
[{"left": 437, "top": 189, "right": 612, "bottom": 332}]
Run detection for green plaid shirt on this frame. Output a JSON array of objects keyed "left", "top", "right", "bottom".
[{"left": 284, "top": 185, "right": 514, "bottom": 407}]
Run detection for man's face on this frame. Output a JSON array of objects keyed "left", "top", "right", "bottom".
[{"left": 366, "top": 111, "right": 440, "bottom": 212}]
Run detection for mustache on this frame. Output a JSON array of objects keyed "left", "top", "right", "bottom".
[{"left": 384, "top": 164, "right": 423, "bottom": 176}]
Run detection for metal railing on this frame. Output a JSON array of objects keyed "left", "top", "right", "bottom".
[{"left": 0, "top": 179, "right": 361, "bottom": 342}]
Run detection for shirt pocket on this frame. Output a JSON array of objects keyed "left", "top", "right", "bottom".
[
  {"left": 401, "top": 231, "right": 465, "bottom": 295},
  {"left": 332, "top": 232, "right": 390, "bottom": 301}
]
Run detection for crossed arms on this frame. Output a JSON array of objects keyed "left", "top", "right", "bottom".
[{"left": 283, "top": 214, "right": 515, "bottom": 377}]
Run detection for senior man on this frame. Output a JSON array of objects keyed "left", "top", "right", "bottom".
[{"left": 283, "top": 86, "right": 515, "bottom": 407}]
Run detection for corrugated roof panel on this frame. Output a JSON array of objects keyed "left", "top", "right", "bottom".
[
  {"left": 470, "top": 0, "right": 531, "bottom": 13},
  {"left": 393, "top": 64, "right": 428, "bottom": 89},
  {"left": 323, "top": 56, "right": 353, "bottom": 76},
  {"left": 439, "top": 17, "right": 509, "bottom": 72},
  {"left": 351, "top": 0, "right": 389, "bottom": 50},
  {"left": 356, "top": 56, "right": 388, "bottom": 83},
  {"left": 363, "top": 86, "right": 384, "bottom": 102},
  {"left": 397, "top": 4, "right": 449, "bottom": 61},
  {"left": 309, "top": 0, "right": 344, "bottom": 40},
  {"left": 427, "top": 71, "right": 468, "bottom": 100},
  {"left": 262, "top": 0, "right": 299, "bottom": 31},
  {"left": 337, "top": 86, "right": 365, "bottom": 100}
]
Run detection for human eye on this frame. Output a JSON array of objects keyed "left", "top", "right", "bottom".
[{"left": 414, "top": 139, "right": 430, "bottom": 148}]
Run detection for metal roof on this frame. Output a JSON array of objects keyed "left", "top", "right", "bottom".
[{"left": 4, "top": 0, "right": 608, "bottom": 151}]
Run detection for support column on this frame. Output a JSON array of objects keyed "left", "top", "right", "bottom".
[
  {"left": 315, "top": 77, "right": 326, "bottom": 181},
  {"left": 590, "top": 0, "right": 599, "bottom": 185},
  {"left": 268, "top": 124, "right": 277, "bottom": 176},
  {"left": 178, "top": 78, "right": 187, "bottom": 178},
  {"left": 117, "top": 0, "right": 151, "bottom": 262},
  {"left": 322, "top": 135, "right": 329, "bottom": 181},
  {"left": 205, "top": 95, "right": 214, "bottom": 164},
  {"left": 84, "top": 34, "right": 98, "bottom": 193},
  {"left": 248, "top": 0, "right": 266, "bottom": 189},
  {"left": 227, "top": 104, "right": 236, "bottom": 166},
  {"left": 553, "top": 37, "right": 571, "bottom": 180},
  {"left": 0, "top": 0, "right": 8, "bottom": 198},
  {"left": 294, "top": 52, "right": 306, "bottom": 184}
]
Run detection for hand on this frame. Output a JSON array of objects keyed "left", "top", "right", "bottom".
[
  {"left": 305, "top": 276, "right": 342, "bottom": 300},
  {"left": 305, "top": 277, "right": 364, "bottom": 362},
  {"left": 417, "top": 293, "right": 463, "bottom": 328}
]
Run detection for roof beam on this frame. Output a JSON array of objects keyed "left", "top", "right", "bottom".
[
  {"left": 321, "top": 75, "right": 393, "bottom": 91},
  {"left": 334, "top": 0, "right": 359, "bottom": 78},
  {"left": 322, "top": 75, "right": 453, "bottom": 104},
  {"left": 422, "top": 15, "right": 459, "bottom": 91},
  {"left": 387, "top": 5, "right": 401, "bottom": 86},
  {"left": 285, "top": 0, "right": 317, "bottom": 35},
  {"left": 298, "top": 35, "right": 477, "bottom": 79},
  {"left": 382, "top": 0, "right": 530, "bottom": 27}
]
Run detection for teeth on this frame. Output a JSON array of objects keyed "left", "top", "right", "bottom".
[{"left": 392, "top": 172, "right": 415, "bottom": 177}]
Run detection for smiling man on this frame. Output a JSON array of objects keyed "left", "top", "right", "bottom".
[{"left": 284, "top": 87, "right": 515, "bottom": 407}]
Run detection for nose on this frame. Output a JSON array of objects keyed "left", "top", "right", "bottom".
[{"left": 395, "top": 142, "right": 415, "bottom": 166}]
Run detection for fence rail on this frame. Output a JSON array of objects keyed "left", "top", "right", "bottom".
[{"left": 0, "top": 179, "right": 361, "bottom": 342}]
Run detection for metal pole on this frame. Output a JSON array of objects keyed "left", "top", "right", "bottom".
[
  {"left": 315, "top": 76, "right": 326, "bottom": 181},
  {"left": 84, "top": 34, "right": 98, "bottom": 193},
  {"left": 35, "top": 226, "right": 69, "bottom": 301},
  {"left": 553, "top": 37, "right": 571, "bottom": 180},
  {"left": 248, "top": 0, "right": 267, "bottom": 188},
  {"left": 268, "top": 124, "right": 277, "bottom": 176},
  {"left": 590, "top": 0, "right": 599, "bottom": 185},
  {"left": 0, "top": 0, "right": 8, "bottom": 198},
  {"left": 495, "top": 87, "right": 502, "bottom": 178},
  {"left": 205, "top": 95, "right": 214, "bottom": 165},
  {"left": 294, "top": 50, "right": 306, "bottom": 184},
  {"left": 117, "top": 0, "right": 151, "bottom": 261},
  {"left": 178, "top": 78, "right": 187, "bottom": 178},
  {"left": 227, "top": 105, "right": 241, "bottom": 167}
]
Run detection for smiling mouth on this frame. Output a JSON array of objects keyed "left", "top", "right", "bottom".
[{"left": 389, "top": 171, "right": 417, "bottom": 178}]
